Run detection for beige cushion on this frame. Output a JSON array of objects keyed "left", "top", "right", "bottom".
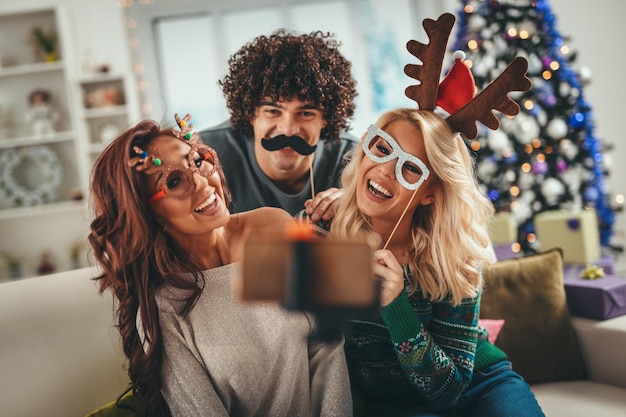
[{"left": 480, "top": 247, "right": 586, "bottom": 383}]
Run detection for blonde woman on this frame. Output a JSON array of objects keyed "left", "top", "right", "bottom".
[{"left": 329, "top": 108, "right": 544, "bottom": 417}]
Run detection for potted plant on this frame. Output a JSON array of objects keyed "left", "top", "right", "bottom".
[{"left": 29, "top": 26, "right": 58, "bottom": 62}]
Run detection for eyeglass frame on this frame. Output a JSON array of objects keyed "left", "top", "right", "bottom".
[
  {"left": 362, "top": 124, "right": 430, "bottom": 191},
  {"left": 146, "top": 142, "right": 219, "bottom": 204}
]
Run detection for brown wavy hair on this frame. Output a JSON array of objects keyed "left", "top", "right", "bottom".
[
  {"left": 88, "top": 120, "right": 231, "bottom": 416},
  {"left": 220, "top": 28, "right": 357, "bottom": 141}
]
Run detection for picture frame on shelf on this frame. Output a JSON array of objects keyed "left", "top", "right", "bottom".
[
  {"left": 84, "top": 85, "right": 123, "bottom": 109},
  {"left": 80, "top": 75, "right": 126, "bottom": 111}
]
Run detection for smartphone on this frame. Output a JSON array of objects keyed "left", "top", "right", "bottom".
[{"left": 240, "top": 237, "right": 378, "bottom": 311}]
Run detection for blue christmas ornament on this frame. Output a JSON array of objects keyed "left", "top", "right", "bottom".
[
  {"left": 569, "top": 112, "right": 585, "bottom": 128},
  {"left": 583, "top": 187, "right": 599, "bottom": 203},
  {"left": 504, "top": 153, "right": 518, "bottom": 165}
]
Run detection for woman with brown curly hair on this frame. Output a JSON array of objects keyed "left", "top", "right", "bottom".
[
  {"left": 199, "top": 29, "right": 358, "bottom": 222},
  {"left": 89, "top": 114, "right": 352, "bottom": 416}
]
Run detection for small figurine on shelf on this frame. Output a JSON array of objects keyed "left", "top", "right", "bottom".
[
  {"left": 24, "top": 89, "right": 60, "bottom": 137},
  {"left": 29, "top": 26, "right": 58, "bottom": 63},
  {"left": 82, "top": 48, "right": 96, "bottom": 76},
  {"left": 37, "top": 250, "right": 55, "bottom": 275},
  {"left": 1, "top": 251, "right": 22, "bottom": 279},
  {"left": 70, "top": 187, "right": 84, "bottom": 201},
  {"left": 69, "top": 240, "right": 85, "bottom": 269}
]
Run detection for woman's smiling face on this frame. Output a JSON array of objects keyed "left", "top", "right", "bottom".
[
  {"left": 143, "top": 134, "right": 230, "bottom": 241},
  {"left": 356, "top": 119, "right": 435, "bottom": 221}
]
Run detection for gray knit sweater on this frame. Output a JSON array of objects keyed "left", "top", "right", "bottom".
[{"left": 156, "top": 263, "right": 353, "bottom": 416}]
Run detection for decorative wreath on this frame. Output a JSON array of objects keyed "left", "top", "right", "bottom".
[{"left": 0, "top": 145, "right": 63, "bottom": 207}]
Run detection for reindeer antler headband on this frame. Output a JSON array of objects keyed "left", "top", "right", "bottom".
[
  {"left": 404, "top": 13, "right": 532, "bottom": 139},
  {"left": 129, "top": 113, "right": 203, "bottom": 174},
  {"left": 379, "top": 13, "right": 531, "bottom": 251}
]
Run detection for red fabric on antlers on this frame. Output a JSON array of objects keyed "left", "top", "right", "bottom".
[{"left": 436, "top": 57, "right": 476, "bottom": 114}]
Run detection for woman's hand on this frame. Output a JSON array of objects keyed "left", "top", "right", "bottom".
[
  {"left": 373, "top": 249, "right": 405, "bottom": 307},
  {"left": 304, "top": 187, "right": 344, "bottom": 222}
]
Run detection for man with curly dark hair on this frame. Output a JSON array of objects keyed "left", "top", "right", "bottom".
[{"left": 199, "top": 29, "right": 358, "bottom": 221}]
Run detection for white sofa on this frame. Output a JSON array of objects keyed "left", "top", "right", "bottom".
[
  {"left": 1, "top": 266, "right": 626, "bottom": 417},
  {"left": 0, "top": 267, "right": 128, "bottom": 417}
]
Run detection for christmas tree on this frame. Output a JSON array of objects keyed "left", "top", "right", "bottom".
[{"left": 451, "top": 0, "right": 617, "bottom": 254}]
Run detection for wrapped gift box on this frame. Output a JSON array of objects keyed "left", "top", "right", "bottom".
[
  {"left": 493, "top": 244, "right": 519, "bottom": 261},
  {"left": 489, "top": 213, "right": 517, "bottom": 245},
  {"left": 564, "top": 255, "right": 616, "bottom": 276},
  {"left": 563, "top": 267, "right": 626, "bottom": 320},
  {"left": 535, "top": 209, "right": 600, "bottom": 264}
]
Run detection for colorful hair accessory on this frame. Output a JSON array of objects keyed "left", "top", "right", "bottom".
[
  {"left": 404, "top": 13, "right": 532, "bottom": 139},
  {"left": 129, "top": 146, "right": 156, "bottom": 172},
  {"left": 129, "top": 113, "right": 221, "bottom": 204},
  {"left": 173, "top": 113, "right": 198, "bottom": 143}
]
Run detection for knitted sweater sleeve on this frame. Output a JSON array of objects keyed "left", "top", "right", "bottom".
[
  {"left": 159, "top": 309, "right": 230, "bottom": 417},
  {"left": 379, "top": 287, "right": 481, "bottom": 405}
]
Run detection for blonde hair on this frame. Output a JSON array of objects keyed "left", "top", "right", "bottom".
[{"left": 330, "top": 109, "right": 494, "bottom": 305}]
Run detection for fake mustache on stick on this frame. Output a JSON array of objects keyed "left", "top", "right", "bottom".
[{"left": 261, "top": 134, "right": 317, "bottom": 156}]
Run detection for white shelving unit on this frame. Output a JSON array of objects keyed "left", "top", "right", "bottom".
[{"left": 0, "top": 5, "right": 90, "bottom": 280}]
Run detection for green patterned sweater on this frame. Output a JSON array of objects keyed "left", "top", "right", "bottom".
[{"left": 345, "top": 267, "right": 506, "bottom": 408}]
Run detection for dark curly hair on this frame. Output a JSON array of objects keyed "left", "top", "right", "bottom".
[{"left": 220, "top": 29, "right": 357, "bottom": 141}]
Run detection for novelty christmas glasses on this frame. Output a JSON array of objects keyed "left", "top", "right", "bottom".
[
  {"left": 363, "top": 124, "right": 430, "bottom": 191},
  {"left": 144, "top": 143, "right": 218, "bottom": 204},
  {"left": 130, "top": 113, "right": 220, "bottom": 204}
]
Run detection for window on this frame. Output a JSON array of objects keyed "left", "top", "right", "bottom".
[{"left": 128, "top": 0, "right": 442, "bottom": 136}]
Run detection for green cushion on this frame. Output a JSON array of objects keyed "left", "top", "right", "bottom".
[
  {"left": 480, "top": 247, "right": 586, "bottom": 384},
  {"left": 85, "top": 390, "right": 146, "bottom": 417}
]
